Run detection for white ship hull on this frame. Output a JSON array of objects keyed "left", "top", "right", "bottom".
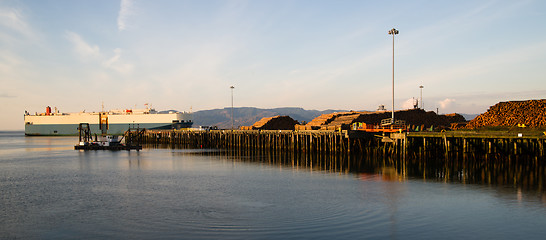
[{"left": 24, "top": 108, "right": 192, "bottom": 136}]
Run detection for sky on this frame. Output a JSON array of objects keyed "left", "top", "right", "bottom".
[{"left": 1, "top": 0, "right": 546, "bottom": 130}]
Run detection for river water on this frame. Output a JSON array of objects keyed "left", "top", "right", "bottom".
[{"left": 1, "top": 131, "right": 545, "bottom": 239}]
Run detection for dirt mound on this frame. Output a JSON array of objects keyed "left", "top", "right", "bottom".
[{"left": 465, "top": 99, "right": 546, "bottom": 129}]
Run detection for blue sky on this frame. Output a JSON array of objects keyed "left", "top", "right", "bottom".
[{"left": 1, "top": 0, "right": 546, "bottom": 130}]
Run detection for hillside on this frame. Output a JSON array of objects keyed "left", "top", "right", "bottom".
[{"left": 192, "top": 107, "right": 345, "bottom": 129}]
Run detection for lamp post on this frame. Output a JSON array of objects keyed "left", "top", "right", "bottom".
[
  {"left": 230, "top": 86, "right": 234, "bottom": 130},
  {"left": 419, "top": 85, "right": 424, "bottom": 109},
  {"left": 388, "top": 28, "right": 399, "bottom": 123}
]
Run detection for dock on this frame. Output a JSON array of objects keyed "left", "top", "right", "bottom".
[
  {"left": 122, "top": 129, "right": 546, "bottom": 186},
  {"left": 133, "top": 129, "right": 546, "bottom": 158}
]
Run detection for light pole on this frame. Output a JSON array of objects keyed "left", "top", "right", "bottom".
[
  {"left": 388, "top": 28, "right": 399, "bottom": 123},
  {"left": 419, "top": 85, "right": 424, "bottom": 109},
  {"left": 230, "top": 86, "right": 234, "bottom": 130}
]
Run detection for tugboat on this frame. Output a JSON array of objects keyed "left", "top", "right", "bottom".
[{"left": 74, "top": 113, "right": 143, "bottom": 151}]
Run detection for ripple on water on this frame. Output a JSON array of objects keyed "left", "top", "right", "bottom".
[{"left": 3, "top": 136, "right": 546, "bottom": 239}]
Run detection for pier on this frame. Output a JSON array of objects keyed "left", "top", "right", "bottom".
[{"left": 135, "top": 129, "right": 546, "bottom": 158}]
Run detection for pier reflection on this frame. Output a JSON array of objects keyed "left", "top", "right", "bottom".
[
  {"left": 152, "top": 143, "right": 545, "bottom": 193},
  {"left": 243, "top": 149, "right": 546, "bottom": 205}
]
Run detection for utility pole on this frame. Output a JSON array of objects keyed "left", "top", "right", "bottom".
[
  {"left": 230, "top": 86, "right": 234, "bottom": 130},
  {"left": 419, "top": 85, "right": 424, "bottom": 109},
  {"left": 388, "top": 28, "right": 399, "bottom": 123}
]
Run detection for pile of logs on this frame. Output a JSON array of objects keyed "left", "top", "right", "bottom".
[
  {"left": 295, "top": 111, "right": 357, "bottom": 130},
  {"left": 352, "top": 109, "right": 465, "bottom": 129},
  {"left": 297, "top": 109, "right": 466, "bottom": 130},
  {"left": 241, "top": 109, "right": 467, "bottom": 131},
  {"left": 240, "top": 115, "right": 299, "bottom": 130},
  {"left": 320, "top": 114, "right": 362, "bottom": 130},
  {"left": 465, "top": 99, "right": 546, "bottom": 128}
]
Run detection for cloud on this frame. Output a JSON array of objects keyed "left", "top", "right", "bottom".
[
  {"left": 0, "top": 7, "right": 32, "bottom": 36},
  {"left": 0, "top": 93, "right": 16, "bottom": 98},
  {"left": 0, "top": 50, "right": 23, "bottom": 73},
  {"left": 118, "top": 0, "right": 134, "bottom": 31},
  {"left": 401, "top": 98, "right": 418, "bottom": 110},
  {"left": 438, "top": 98, "right": 456, "bottom": 109},
  {"left": 103, "top": 48, "right": 134, "bottom": 74},
  {"left": 64, "top": 31, "right": 100, "bottom": 58},
  {"left": 64, "top": 31, "right": 133, "bottom": 74}
]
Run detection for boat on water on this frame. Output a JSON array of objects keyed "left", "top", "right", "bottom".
[
  {"left": 74, "top": 123, "right": 143, "bottom": 151},
  {"left": 24, "top": 106, "right": 193, "bottom": 136}
]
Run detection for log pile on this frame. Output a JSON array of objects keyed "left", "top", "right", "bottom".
[
  {"left": 465, "top": 99, "right": 546, "bottom": 129},
  {"left": 243, "top": 109, "right": 466, "bottom": 131},
  {"left": 306, "top": 112, "right": 354, "bottom": 127},
  {"left": 353, "top": 109, "right": 465, "bottom": 129},
  {"left": 241, "top": 115, "right": 299, "bottom": 130},
  {"left": 299, "top": 109, "right": 465, "bottom": 130},
  {"left": 295, "top": 111, "right": 356, "bottom": 130},
  {"left": 320, "top": 113, "right": 361, "bottom": 130}
]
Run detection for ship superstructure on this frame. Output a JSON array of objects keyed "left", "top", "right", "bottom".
[{"left": 24, "top": 106, "right": 192, "bottom": 136}]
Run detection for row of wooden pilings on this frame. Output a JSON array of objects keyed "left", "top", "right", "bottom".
[
  {"left": 404, "top": 133, "right": 546, "bottom": 159},
  {"left": 141, "top": 130, "right": 367, "bottom": 155},
  {"left": 136, "top": 130, "right": 546, "bottom": 158},
  {"left": 133, "top": 130, "right": 546, "bottom": 188}
]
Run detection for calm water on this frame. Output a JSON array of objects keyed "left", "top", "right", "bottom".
[{"left": 1, "top": 131, "right": 545, "bottom": 239}]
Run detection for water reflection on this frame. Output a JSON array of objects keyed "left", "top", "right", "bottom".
[
  {"left": 3, "top": 134, "right": 546, "bottom": 239},
  {"left": 151, "top": 144, "right": 546, "bottom": 196}
]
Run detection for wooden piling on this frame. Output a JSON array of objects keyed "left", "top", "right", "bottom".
[{"left": 139, "top": 130, "right": 546, "bottom": 160}]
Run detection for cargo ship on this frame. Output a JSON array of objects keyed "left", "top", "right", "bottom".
[{"left": 24, "top": 106, "right": 192, "bottom": 136}]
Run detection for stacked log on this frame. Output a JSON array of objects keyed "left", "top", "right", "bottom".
[
  {"left": 242, "top": 115, "right": 299, "bottom": 130},
  {"left": 294, "top": 111, "right": 355, "bottom": 130},
  {"left": 306, "top": 112, "right": 353, "bottom": 127},
  {"left": 353, "top": 109, "right": 465, "bottom": 128},
  {"left": 301, "top": 109, "right": 465, "bottom": 130},
  {"left": 450, "top": 122, "right": 467, "bottom": 130},
  {"left": 465, "top": 99, "right": 546, "bottom": 129},
  {"left": 320, "top": 113, "right": 361, "bottom": 130},
  {"left": 250, "top": 116, "right": 275, "bottom": 129}
]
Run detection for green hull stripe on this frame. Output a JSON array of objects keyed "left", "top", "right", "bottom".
[{"left": 25, "top": 123, "right": 191, "bottom": 136}]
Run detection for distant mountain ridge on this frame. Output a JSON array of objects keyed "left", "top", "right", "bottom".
[
  {"left": 193, "top": 107, "right": 346, "bottom": 129},
  {"left": 460, "top": 113, "right": 479, "bottom": 121}
]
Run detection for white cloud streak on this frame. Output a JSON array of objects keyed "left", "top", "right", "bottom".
[
  {"left": 103, "top": 48, "right": 134, "bottom": 74},
  {"left": 439, "top": 98, "right": 456, "bottom": 109},
  {"left": 0, "top": 50, "right": 23, "bottom": 74},
  {"left": 64, "top": 31, "right": 101, "bottom": 58},
  {"left": 65, "top": 31, "right": 133, "bottom": 74},
  {"left": 401, "top": 98, "right": 418, "bottom": 110},
  {"left": 118, "top": 0, "right": 134, "bottom": 31},
  {"left": 0, "top": 93, "right": 16, "bottom": 98},
  {"left": 0, "top": 7, "right": 32, "bottom": 36}
]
